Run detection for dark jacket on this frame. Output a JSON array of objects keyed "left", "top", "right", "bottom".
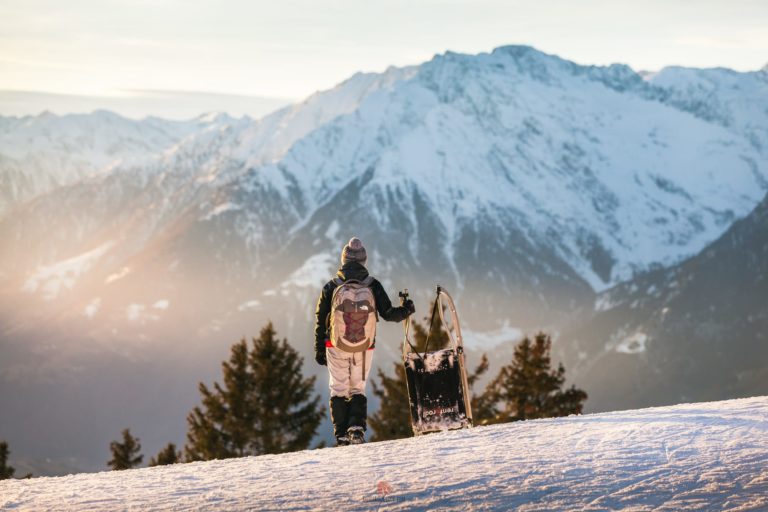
[{"left": 314, "top": 261, "right": 409, "bottom": 354}]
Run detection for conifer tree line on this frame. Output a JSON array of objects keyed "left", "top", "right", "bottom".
[
  {"left": 1, "top": 441, "right": 16, "bottom": 480},
  {"left": 106, "top": 321, "right": 323, "bottom": 469},
  {"left": 482, "top": 334, "right": 587, "bottom": 423},
  {"left": 369, "top": 303, "right": 587, "bottom": 441},
  {"left": 149, "top": 443, "right": 182, "bottom": 467},
  {"left": 5, "top": 315, "right": 586, "bottom": 475},
  {"left": 185, "top": 322, "right": 322, "bottom": 460},
  {"left": 107, "top": 430, "right": 181, "bottom": 469},
  {"left": 108, "top": 429, "right": 143, "bottom": 470},
  {"left": 0, "top": 441, "right": 32, "bottom": 479}
]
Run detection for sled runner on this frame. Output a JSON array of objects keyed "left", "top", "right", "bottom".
[{"left": 401, "top": 286, "right": 473, "bottom": 435}]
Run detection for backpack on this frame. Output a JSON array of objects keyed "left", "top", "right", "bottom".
[{"left": 329, "top": 276, "right": 377, "bottom": 352}]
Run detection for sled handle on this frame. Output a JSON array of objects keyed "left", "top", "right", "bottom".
[
  {"left": 436, "top": 287, "right": 463, "bottom": 353},
  {"left": 436, "top": 286, "right": 472, "bottom": 424},
  {"left": 400, "top": 289, "right": 419, "bottom": 360},
  {"left": 420, "top": 288, "right": 440, "bottom": 360}
]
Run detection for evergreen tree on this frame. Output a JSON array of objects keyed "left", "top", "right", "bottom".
[
  {"left": 185, "top": 322, "right": 323, "bottom": 461},
  {"left": 369, "top": 302, "right": 491, "bottom": 441},
  {"left": 0, "top": 441, "right": 15, "bottom": 480},
  {"left": 149, "top": 443, "right": 181, "bottom": 466},
  {"left": 186, "top": 338, "right": 254, "bottom": 460},
  {"left": 108, "top": 429, "right": 143, "bottom": 470},
  {"left": 484, "top": 333, "right": 587, "bottom": 423},
  {"left": 368, "top": 364, "right": 412, "bottom": 441},
  {"left": 467, "top": 353, "right": 495, "bottom": 425}
]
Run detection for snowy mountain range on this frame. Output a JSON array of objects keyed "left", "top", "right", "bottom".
[{"left": 1, "top": 45, "right": 767, "bottom": 474}]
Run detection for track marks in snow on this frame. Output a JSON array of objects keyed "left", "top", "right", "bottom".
[{"left": 2, "top": 397, "right": 767, "bottom": 510}]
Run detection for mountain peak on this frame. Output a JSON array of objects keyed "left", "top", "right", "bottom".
[
  {"left": 491, "top": 44, "right": 543, "bottom": 57},
  {"left": 427, "top": 45, "right": 554, "bottom": 70},
  {"left": 195, "top": 112, "right": 233, "bottom": 124}
]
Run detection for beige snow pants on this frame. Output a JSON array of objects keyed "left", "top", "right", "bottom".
[{"left": 326, "top": 346, "right": 374, "bottom": 398}]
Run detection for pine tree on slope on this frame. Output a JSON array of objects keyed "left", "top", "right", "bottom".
[
  {"left": 149, "top": 443, "right": 182, "bottom": 466},
  {"left": 108, "top": 429, "right": 143, "bottom": 470},
  {"left": 484, "top": 333, "right": 587, "bottom": 423},
  {"left": 0, "top": 441, "right": 15, "bottom": 480},
  {"left": 467, "top": 353, "right": 493, "bottom": 425},
  {"left": 368, "top": 364, "right": 412, "bottom": 441},
  {"left": 186, "top": 337, "right": 254, "bottom": 460},
  {"left": 185, "top": 322, "right": 323, "bottom": 460}
]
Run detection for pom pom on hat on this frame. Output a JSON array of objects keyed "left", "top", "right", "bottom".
[{"left": 341, "top": 237, "right": 367, "bottom": 266}]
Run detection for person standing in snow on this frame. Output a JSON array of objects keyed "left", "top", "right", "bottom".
[{"left": 314, "top": 237, "right": 415, "bottom": 446}]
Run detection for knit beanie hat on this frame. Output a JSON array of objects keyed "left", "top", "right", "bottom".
[{"left": 341, "top": 237, "right": 367, "bottom": 266}]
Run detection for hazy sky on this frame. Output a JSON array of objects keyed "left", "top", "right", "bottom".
[{"left": 1, "top": 0, "right": 766, "bottom": 108}]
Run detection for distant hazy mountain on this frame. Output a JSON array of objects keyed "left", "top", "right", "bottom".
[
  {"left": 0, "top": 89, "right": 293, "bottom": 123},
  {"left": 559, "top": 191, "right": 768, "bottom": 412},
  {"left": 1, "top": 46, "right": 766, "bottom": 474}
]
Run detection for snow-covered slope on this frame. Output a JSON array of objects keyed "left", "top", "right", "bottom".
[
  {"left": 646, "top": 65, "right": 768, "bottom": 155},
  {"left": 251, "top": 47, "right": 766, "bottom": 292},
  {"left": 0, "top": 66, "right": 411, "bottom": 218},
  {"left": 0, "top": 111, "right": 210, "bottom": 216},
  {"left": 3, "top": 396, "right": 767, "bottom": 510}
]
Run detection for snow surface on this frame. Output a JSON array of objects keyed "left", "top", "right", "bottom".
[
  {"left": 199, "top": 202, "right": 241, "bottom": 221},
  {"left": 104, "top": 267, "right": 130, "bottom": 284},
  {"left": 0, "top": 112, "right": 210, "bottom": 215},
  {"left": 280, "top": 253, "right": 336, "bottom": 290},
  {"left": 464, "top": 320, "right": 523, "bottom": 348},
  {"left": 125, "top": 302, "right": 164, "bottom": 323},
  {"left": 152, "top": 299, "right": 170, "bottom": 310},
  {"left": 125, "top": 303, "right": 146, "bottom": 322},
  {"left": 21, "top": 242, "right": 114, "bottom": 300},
  {"left": 237, "top": 299, "right": 261, "bottom": 311},
  {"left": 83, "top": 297, "right": 101, "bottom": 318},
  {"left": 616, "top": 332, "right": 648, "bottom": 354},
  {"left": 3, "top": 396, "right": 767, "bottom": 511},
  {"left": 648, "top": 66, "right": 768, "bottom": 146}
]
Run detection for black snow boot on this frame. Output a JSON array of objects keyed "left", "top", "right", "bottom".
[
  {"left": 336, "top": 435, "right": 350, "bottom": 447},
  {"left": 330, "top": 396, "right": 349, "bottom": 440},
  {"left": 347, "top": 426, "right": 365, "bottom": 445},
  {"left": 347, "top": 394, "right": 368, "bottom": 431}
]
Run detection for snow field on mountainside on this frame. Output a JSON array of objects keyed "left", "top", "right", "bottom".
[
  {"left": 263, "top": 47, "right": 767, "bottom": 289},
  {"left": 3, "top": 396, "right": 767, "bottom": 511},
  {"left": 21, "top": 241, "right": 115, "bottom": 301}
]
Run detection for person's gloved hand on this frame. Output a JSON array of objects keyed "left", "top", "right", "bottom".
[
  {"left": 315, "top": 350, "right": 327, "bottom": 366},
  {"left": 404, "top": 299, "right": 416, "bottom": 316}
]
